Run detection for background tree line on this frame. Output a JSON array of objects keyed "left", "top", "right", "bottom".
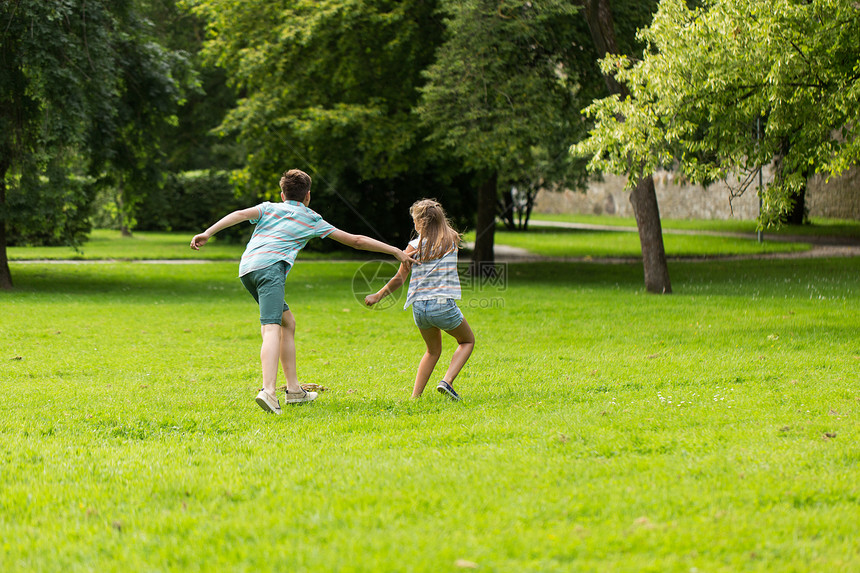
[{"left": 3, "top": 0, "right": 857, "bottom": 291}]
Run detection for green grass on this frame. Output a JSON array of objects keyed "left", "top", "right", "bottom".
[
  {"left": 12, "top": 215, "right": 857, "bottom": 263},
  {"left": 6, "top": 229, "right": 367, "bottom": 261},
  {"left": 466, "top": 227, "right": 812, "bottom": 258},
  {"left": 1, "top": 256, "right": 858, "bottom": 572},
  {"left": 530, "top": 213, "right": 860, "bottom": 238}
]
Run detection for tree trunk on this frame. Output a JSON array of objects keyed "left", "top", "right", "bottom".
[
  {"left": 784, "top": 184, "right": 807, "bottom": 225},
  {"left": 116, "top": 183, "right": 133, "bottom": 237},
  {"left": 522, "top": 187, "right": 536, "bottom": 231},
  {"left": 471, "top": 171, "right": 497, "bottom": 274},
  {"left": 581, "top": 0, "right": 626, "bottom": 96},
  {"left": 781, "top": 153, "right": 808, "bottom": 226},
  {"left": 0, "top": 160, "right": 13, "bottom": 290},
  {"left": 498, "top": 187, "right": 516, "bottom": 230},
  {"left": 582, "top": 0, "right": 672, "bottom": 294},
  {"left": 630, "top": 175, "right": 671, "bottom": 293}
]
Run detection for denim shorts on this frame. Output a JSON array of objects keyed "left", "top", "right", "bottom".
[
  {"left": 412, "top": 298, "right": 464, "bottom": 331},
  {"left": 240, "top": 261, "right": 291, "bottom": 325}
]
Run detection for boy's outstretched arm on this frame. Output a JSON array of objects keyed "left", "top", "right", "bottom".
[
  {"left": 365, "top": 246, "right": 415, "bottom": 307},
  {"left": 327, "top": 230, "right": 417, "bottom": 266},
  {"left": 190, "top": 207, "right": 260, "bottom": 250}
]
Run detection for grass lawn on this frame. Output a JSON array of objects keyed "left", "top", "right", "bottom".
[
  {"left": 11, "top": 214, "right": 855, "bottom": 262},
  {"left": 529, "top": 213, "right": 860, "bottom": 239},
  {"left": 1, "top": 253, "right": 858, "bottom": 571},
  {"left": 6, "top": 230, "right": 369, "bottom": 262},
  {"left": 465, "top": 227, "right": 812, "bottom": 259}
]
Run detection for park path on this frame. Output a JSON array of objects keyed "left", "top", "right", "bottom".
[
  {"left": 470, "top": 218, "right": 860, "bottom": 263},
  {"left": 528, "top": 219, "right": 860, "bottom": 245}
]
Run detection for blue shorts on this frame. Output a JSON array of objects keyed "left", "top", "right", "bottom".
[
  {"left": 240, "top": 261, "right": 291, "bottom": 325},
  {"left": 412, "top": 298, "right": 464, "bottom": 331}
]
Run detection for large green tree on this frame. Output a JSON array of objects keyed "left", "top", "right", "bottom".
[
  {"left": 125, "top": 0, "right": 245, "bottom": 234},
  {"left": 141, "top": 0, "right": 240, "bottom": 173},
  {"left": 416, "top": 0, "right": 587, "bottom": 269},
  {"left": 577, "top": 0, "right": 671, "bottom": 294},
  {"left": 0, "top": 0, "right": 188, "bottom": 288},
  {"left": 573, "top": 0, "right": 860, "bottom": 229},
  {"left": 416, "top": 0, "right": 666, "bottom": 287},
  {"left": 189, "top": 0, "right": 470, "bottom": 245}
]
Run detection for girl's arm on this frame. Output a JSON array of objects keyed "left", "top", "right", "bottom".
[
  {"left": 365, "top": 245, "right": 417, "bottom": 307},
  {"left": 190, "top": 206, "right": 260, "bottom": 250}
]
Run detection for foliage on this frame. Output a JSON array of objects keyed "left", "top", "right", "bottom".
[
  {"left": 2, "top": 257, "right": 859, "bottom": 570},
  {"left": 4, "top": 158, "right": 96, "bottom": 248},
  {"left": 136, "top": 170, "right": 251, "bottom": 237},
  {"left": 0, "top": 0, "right": 190, "bottom": 253},
  {"left": 572, "top": 0, "right": 860, "bottom": 227},
  {"left": 187, "top": 0, "right": 471, "bottom": 244},
  {"left": 92, "top": 169, "right": 248, "bottom": 238},
  {"left": 417, "top": 0, "right": 588, "bottom": 193},
  {"left": 139, "top": 0, "right": 244, "bottom": 172},
  {"left": 87, "top": 2, "right": 197, "bottom": 234}
]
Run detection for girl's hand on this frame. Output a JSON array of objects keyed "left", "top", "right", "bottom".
[{"left": 365, "top": 293, "right": 382, "bottom": 307}]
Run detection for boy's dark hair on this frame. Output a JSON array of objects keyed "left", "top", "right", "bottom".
[{"left": 280, "top": 169, "right": 312, "bottom": 201}]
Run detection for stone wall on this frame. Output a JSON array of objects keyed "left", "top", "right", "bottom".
[
  {"left": 535, "top": 167, "right": 860, "bottom": 221},
  {"left": 807, "top": 169, "right": 860, "bottom": 220}
]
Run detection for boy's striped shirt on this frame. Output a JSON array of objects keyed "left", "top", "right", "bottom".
[
  {"left": 238, "top": 200, "right": 336, "bottom": 277},
  {"left": 404, "top": 236, "right": 461, "bottom": 308}
]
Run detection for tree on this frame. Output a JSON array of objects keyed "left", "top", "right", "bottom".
[
  {"left": 573, "top": 0, "right": 860, "bottom": 230},
  {"left": 140, "top": 0, "right": 242, "bottom": 174},
  {"left": 90, "top": 21, "right": 193, "bottom": 237},
  {"left": 189, "top": 0, "right": 471, "bottom": 245},
  {"left": 576, "top": 0, "right": 671, "bottom": 294},
  {"left": 417, "top": 0, "right": 587, "bottom": 270},
  {"left": 0, "top": 0, "right": 187, "bottom": 288}
]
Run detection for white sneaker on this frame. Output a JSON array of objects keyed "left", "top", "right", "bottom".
[
  {"left": 255, "top": 389, "right": 282, "bottom": 414},
  {"left": 284, "top": 388, "right": 318, "bottom": 404}
]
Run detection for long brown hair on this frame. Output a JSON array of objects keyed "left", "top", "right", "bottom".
[{"left": 409, "top": 199, "right": 461, "bottom": 262}]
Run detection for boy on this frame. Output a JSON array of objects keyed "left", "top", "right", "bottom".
[{"left": 190, "top": 169, "right": 415, "bottom": 414}]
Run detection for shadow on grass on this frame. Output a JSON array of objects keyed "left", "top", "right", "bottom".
[{"left": 7, "top": 263, "right": 240, "bottom": 299}]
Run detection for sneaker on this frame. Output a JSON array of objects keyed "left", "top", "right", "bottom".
[
  {"left": 255, "top": 389, "right": 282, "bottom": 414},
  {"left": 284, "top": 388, "right": 318, "bottom": 404},
  {"left": 436, "top": 380, "right": 461, "bottom": 401}
]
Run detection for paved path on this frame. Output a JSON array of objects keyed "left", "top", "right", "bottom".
[
  {"left": 467, "top": 219, "right": 860, "bottom": 263},
  {"left": 482, "top": 243, "right": 860, "bottom": 263}
]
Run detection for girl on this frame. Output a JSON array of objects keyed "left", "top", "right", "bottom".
[{"left": 365, "top": 199, "right": 475, "bottom": 400}]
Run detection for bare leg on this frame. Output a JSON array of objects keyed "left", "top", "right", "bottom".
[
  {"left": 260, "top": 323, "right": 282, "bottom": 395},
  {"left": 442, "top": 318, "right": 474, "bottom": 385},
  {"left": 414, "top": 327, "right": 442, "bottom": 398},
  {"left": 279, "top": 310, "right": 301, "bottom": 393}
]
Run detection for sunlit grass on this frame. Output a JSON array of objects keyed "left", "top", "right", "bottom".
[
  {"left": 464, "top": 227, "right": 811, "bottom": 258},
  {"left": 530, "top": 213, "right": 860, "bottom": 238},
  {"left": 6, "top": 229, "right": 366, "bottom": 261},
  {"left": 11, "top": 213, "right": 857, "bottom": 262},
  {"left": 1, "top": 257, "right": 858, "bottom": 571}
]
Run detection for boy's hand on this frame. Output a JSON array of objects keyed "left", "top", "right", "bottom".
[
  {"left": 364, "top": 293, "right": 382, "bottom": 307},
  {"left": 190, "top": 233, "right": 210, "bottom": 250},
  {"left": 395, "top": 249, "right": 418, "bottom": 266}
]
